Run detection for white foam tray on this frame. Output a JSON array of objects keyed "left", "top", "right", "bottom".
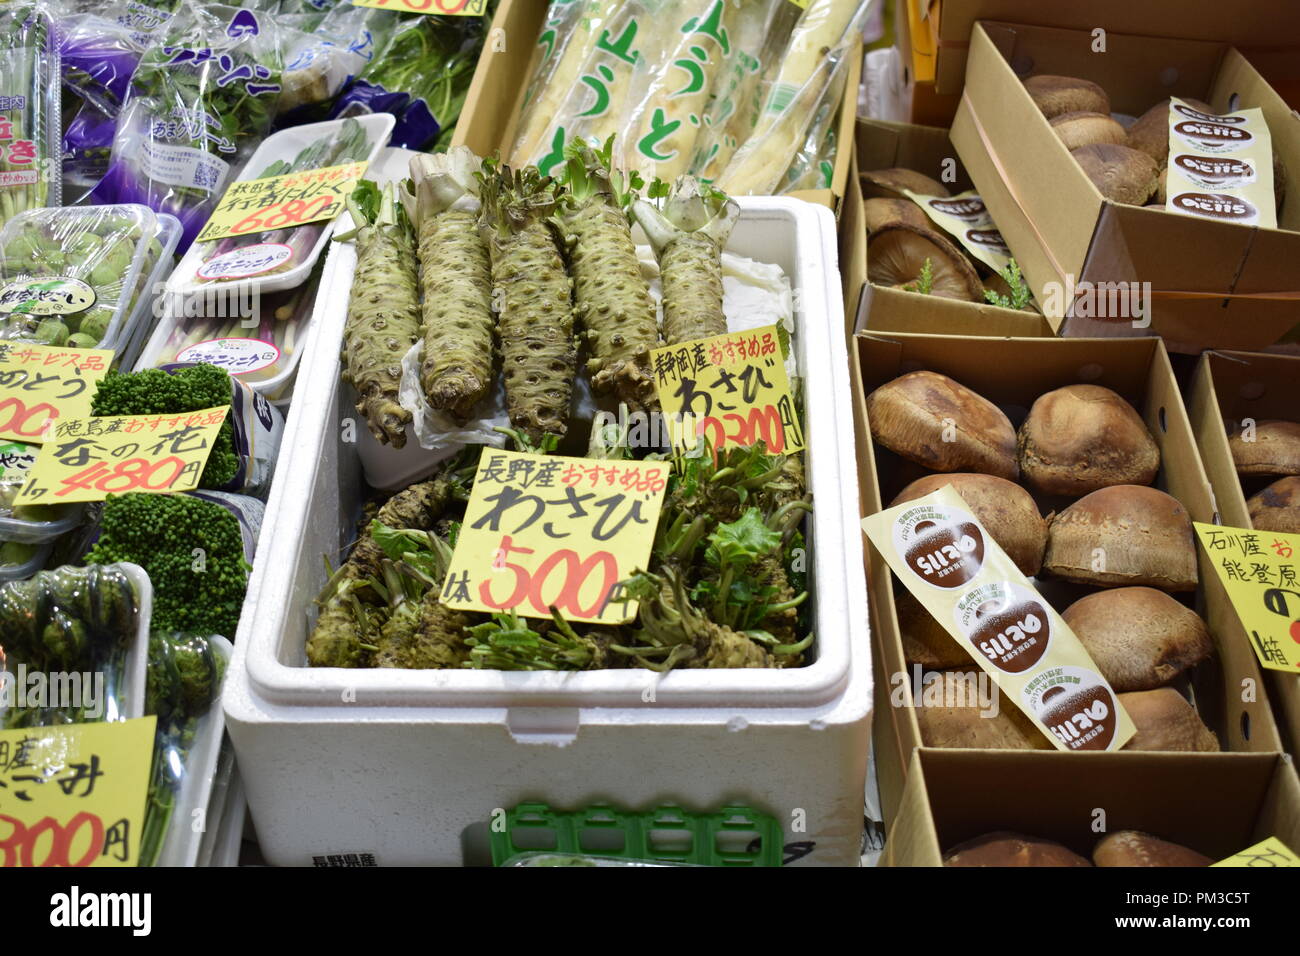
[{"left": 224, "top": 197, "right": 872, "bottom": 866}]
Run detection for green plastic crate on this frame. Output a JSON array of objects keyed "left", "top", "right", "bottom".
[{"left": 489, "top": 802, "right": 784, "bottom": 867}]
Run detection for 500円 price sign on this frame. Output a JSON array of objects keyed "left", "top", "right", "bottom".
[
  {"left": 441, "top": 450, "right": 669, "bottom": 624},
  {"left": 651, "top": 325, "right": 804, "bottom": 458},
  {"left": 194, "top": 161, "right": 369, "bottom": 244},
  {"left": 0, "top": 717, "right": 155, "bottom": 867},
  {"left": 1195, "top": 523, "right": 1300, "bottom": 672},
  {"left": 14, "top": 406, "right": 229, "bottom": 505},
  {"left": 0, "top": 342, "right": 114, "bottom": 443}
]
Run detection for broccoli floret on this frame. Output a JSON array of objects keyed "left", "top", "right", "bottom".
[
  {"left": 84, "top": 493, "right": 251, "bottom": 637},
  {"left": 90, "top": 364, "right": 239, "bottom": 488}
]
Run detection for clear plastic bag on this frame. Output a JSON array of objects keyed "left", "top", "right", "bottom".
[
  {"left": 0, "top": 1, "right": 61, "bottom": 224},
  {"left": 92, "top": 4, "right": 285, "bottom": 252},
  {"left": 279, "top": 5, "right": 398, "bottom": 116}
]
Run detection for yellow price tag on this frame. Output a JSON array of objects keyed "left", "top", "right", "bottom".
[
  {"left": 350, "top": 0, "right": 487, "bottom": 15},
  {"left": 194, "top": 161, "right": 369, "bottom": 245},
  {"left": 1194, "top": 523, "right": 1300, "bottom": 673},
  {"left": 441, "top": 450, "right": 670, "bottom": 624},
  {"left": 0, "top": 342, "right": 114, "bottom": 443},
  {"left": 1212, "top": 837, "right": 1300, "bottom": 867},
  {"left": 650, "top": 324, "right": 804, "bottom": 458},
  {"left": 0, "top": 717, "right": 156, "bottom": 867},
  {"left": 13, "top": 406, "right": 229, "bottom": 506}
]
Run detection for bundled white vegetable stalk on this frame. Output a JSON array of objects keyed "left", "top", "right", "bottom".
[{"left": 409, "top": 147, "right": 496, "bottom": 424}]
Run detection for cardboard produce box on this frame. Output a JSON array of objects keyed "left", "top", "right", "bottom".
[
  {"left": 1188, "top": 350, "right": 1300, "bottom": 756},
  {"left": 846, "top": 119, "right": 1055, "bottom": 338},
  {"left": 454, "top": 0, "right": 861, "bottom": 210},
  {"left": 883, "top": 748, "right": 1300, "bottom": 866},
  {"left": 950, "top": 21, "right": 1300, "bottom": 353},
  {"left": 930, "top": 1, "right": 1300, "bottom": 96},
  {"left": 849, "top": 332, "right": 1284, "bottom": 824}
]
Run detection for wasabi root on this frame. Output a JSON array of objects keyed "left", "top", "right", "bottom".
[
  {"left": 479, "top": 161, "right": 576, "bottom": 444},
  {"left": 557, "top": 138, "right": 660, "bottom": 409},
  {"left": 632, "top": 177, "right": 738, "bottom": 345},
  {"left": 339, "top": 181, "right": 420, "bottom": 448},
  {"left": 409, "top": 148, "right": 496, "bottom": 423}
]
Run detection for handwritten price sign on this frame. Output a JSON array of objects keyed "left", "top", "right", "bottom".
[
  {"left": 651, "top": 324, "right": 804, "bottom": 459},
  {"left": 14, "top": 406, "right": 229, "bottom": 505},
  {"left": 1194, "top": 523, "right": 1300, "bottom": 672},
  {"left": 441, "top": 450, "right": 669, "bottom": 624},
  {"left": 194, "top": 161, "right": 369, "bottom": 244},
  {"left": 0, "top": 341, "right": 113, "bottom": 443},
  {"left": 350, "top": 0, "right": 488, "bottom": 15},
  {"left": 0, "top": 717, "right": 155, "bottom": 867},
  {"left": 1213, "top": 837, "right": 1300, "bottom": 867}
]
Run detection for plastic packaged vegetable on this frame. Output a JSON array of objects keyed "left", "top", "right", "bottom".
[
  {"left": 92, "top": 4, "right": 285, "bottom": 251},
  {"left": 0, "top": 2, "right": 61, "bottom": 226},
  {"left": 330, "top": 13, "right": 486, "bottom": 151},
  {"left": 0, "top": 203, "right": 160, "bottom": 350},
  {"left": 278, "top": 4, "right": 397, "bottom": 116}
]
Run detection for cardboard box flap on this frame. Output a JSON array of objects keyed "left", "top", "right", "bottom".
[{"left": 855, "top": 120, "right": 972, "bottom": 191}]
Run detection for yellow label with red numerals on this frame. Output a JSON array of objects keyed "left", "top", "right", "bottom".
[
  {"left": 13, "top": 406, "right": 229, "bottom": 505},
  {"left": 0, "top": 342, "right": 114, "bottom": 443},
  {"left": 350, "top": 0, "right": 488, "bottom": 15},
  {"left": 0, "top": 717, "right": 155, "bottom": 867},
  {"left": 194, "top": 161, "right": 369, "bottom": 244},
  {"left": 1194, "top": 523, "right": 1300, "bottom": 673},
  {"left": 440, "top": 450, "right": 669, "bottom": 624},
  {"left": 650, "top": 325, "right": 804, "bottom": 459},
  {"left": 1212, "top": 837, "right": 1300, "bottom": 867}
]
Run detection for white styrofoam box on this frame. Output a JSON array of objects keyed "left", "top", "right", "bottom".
[{"left": 224, "top": 198, "right": 872, "bottom": 866}]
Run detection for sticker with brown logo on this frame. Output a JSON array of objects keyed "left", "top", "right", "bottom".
[
  {"left": 1166, "top": 98, "right": 1276, "bottom": 229},
  {"left": 1024, "top": 666, "right": 1119, "bottom": 751},
  {"left": 1173, "top": 192, "right": 1258, "bottom": 223},
  {"left": 891, "top": 504, "right": 986, "bottom": 589},
  {"left": 1173, "top": 103, "right": 1246, "bottom": 124},
  {"left": 954, "top": 582, "right": 1051, "bottom": 673},
  {"left": 1173, "top": 120, "right": 1254, "bottom": 152},
  {"left": 927, "top": 197, "right": 986, "bottom": 222},
  {"left": 902, "top": 188, "right": 1015, "bottom": 276},
  {"left": 1172, "top": 154, "right": 1256, "bottom": 189}
]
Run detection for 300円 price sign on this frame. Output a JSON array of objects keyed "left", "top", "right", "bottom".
[
  {"left": 0, "top": 342, "right": 114, "bottom": 443},
  {"left": 440, "top": 450, "right": 669, "bottom": 624},
  {"left": 0, "top": 717, "right": 155, "bottom": 867},
  {"left": 651, "top": 325, "right": 804, "bottom": 458},
  {"left": 13, "top": 406, "right": 229, "bottom": 505},
  {"left": 194, "top": 161, "right": 369, "bottom": 244}
]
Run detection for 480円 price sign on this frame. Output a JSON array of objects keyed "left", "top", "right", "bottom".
[
  {"left": 441, "top": 450, "right": 670, "bottom": 624},
  {"left": 13, "top": 406, "right": 229, "bottom": 505}
]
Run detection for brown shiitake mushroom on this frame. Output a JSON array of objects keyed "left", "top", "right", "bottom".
[
  {"left": 1155, "top": 168, "right": 1167, "bottom": 204},
  {"left": 1017, "top": 385, "right": 1160, "bottom": 496},
  {"left": 945, "top": 832, "right": 1092, "bottom": 867},
  {"left": 1229, "top": 419, "right": 1300, "bottom": 476},
  {"left": 1119, "top": 688, "right": 1220, "bottom": 752},
  {"left": 1061, "top": 587, "right": 1214, "bottom": 692},
  {"left": 862, "top": 197, "right": 929, "bottom": 233},
  {"left": 1127, "top": 96, "right": 1216, "bottom": 164},
  {"left": 867, "top": 370, "right": 1019, "bottom": 479},
  {"left": 896, "top": 590, "right": 969, "bottom": 669},
  {"left": 1042, "top": 485, "right": 1198, "bottom": 591},
  {"left": 1071, "top": 143, "right": 1160, "bottom": 204},
  {"left": 917, "top": 677, "right": 1053, "bottom": 751},
  {"left": 1024, "top": 75, "right": 1110, "bottom": 118},
  {"left": 1093, "top": 831, "right": 1212, "bottom": 867},
  {"left": 1050, "top": 111, "right": 1127, "bottom": 151},
  {"left": 867, "top": 222, "right": 985, "bottom": 302},
  {"left": 891, "top": 473, "right": 1047, "bottom": 576},
  {"left": 1247, "top": 476, "right": 1300, "bottom": 533},
  {"left": 860, "top": 167, "right": 950, "bottom": 200}
]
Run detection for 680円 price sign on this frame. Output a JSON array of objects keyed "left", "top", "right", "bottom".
[
  {"left": 0, "top": 717, "right": 155, "bottom": 867},
  {"left": 13, "top": 406, "right": 229, "bottom": 505},
  {"left": 441, "top": 450, "right": 670, "bottom": 624},
  {"left": 651, "top": 325, "right": 804, "bottom": 458},
  {"left": 350, "top": 0, "right": 488, "bottom": 15},
  {"left": 0, "top": 342, "right": 113, "bottom": 442},
  {"left": 194, "top": 161, "right": 369, "bottom": 244}
]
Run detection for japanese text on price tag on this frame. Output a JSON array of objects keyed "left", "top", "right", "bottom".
[
  {"left": 0, "top": 717, "right": 155, "bottom": 867},
  {"left": 1212, "top": 837, "right": 1300, "bottom": 867},
  {"left": 194, "top": 161, "right": 369, "bottom": 244},
  {"left": 0, "top": 341, "right": 113, "bottom": 443},
  {"left": 1194, "top": 523, "right": 1300, "bottom": 672},
  {"left": 350, "top": 0, "right": 488, "bottom": 15},
  {"left": 651, "top": 325, "right": 804, "bottom": 458},
  {"left": 13, "top": 406, "right": 229, "bottom": 505},
  {"left": 441, "top": 450, "right": 670, "bottom": 624}
]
